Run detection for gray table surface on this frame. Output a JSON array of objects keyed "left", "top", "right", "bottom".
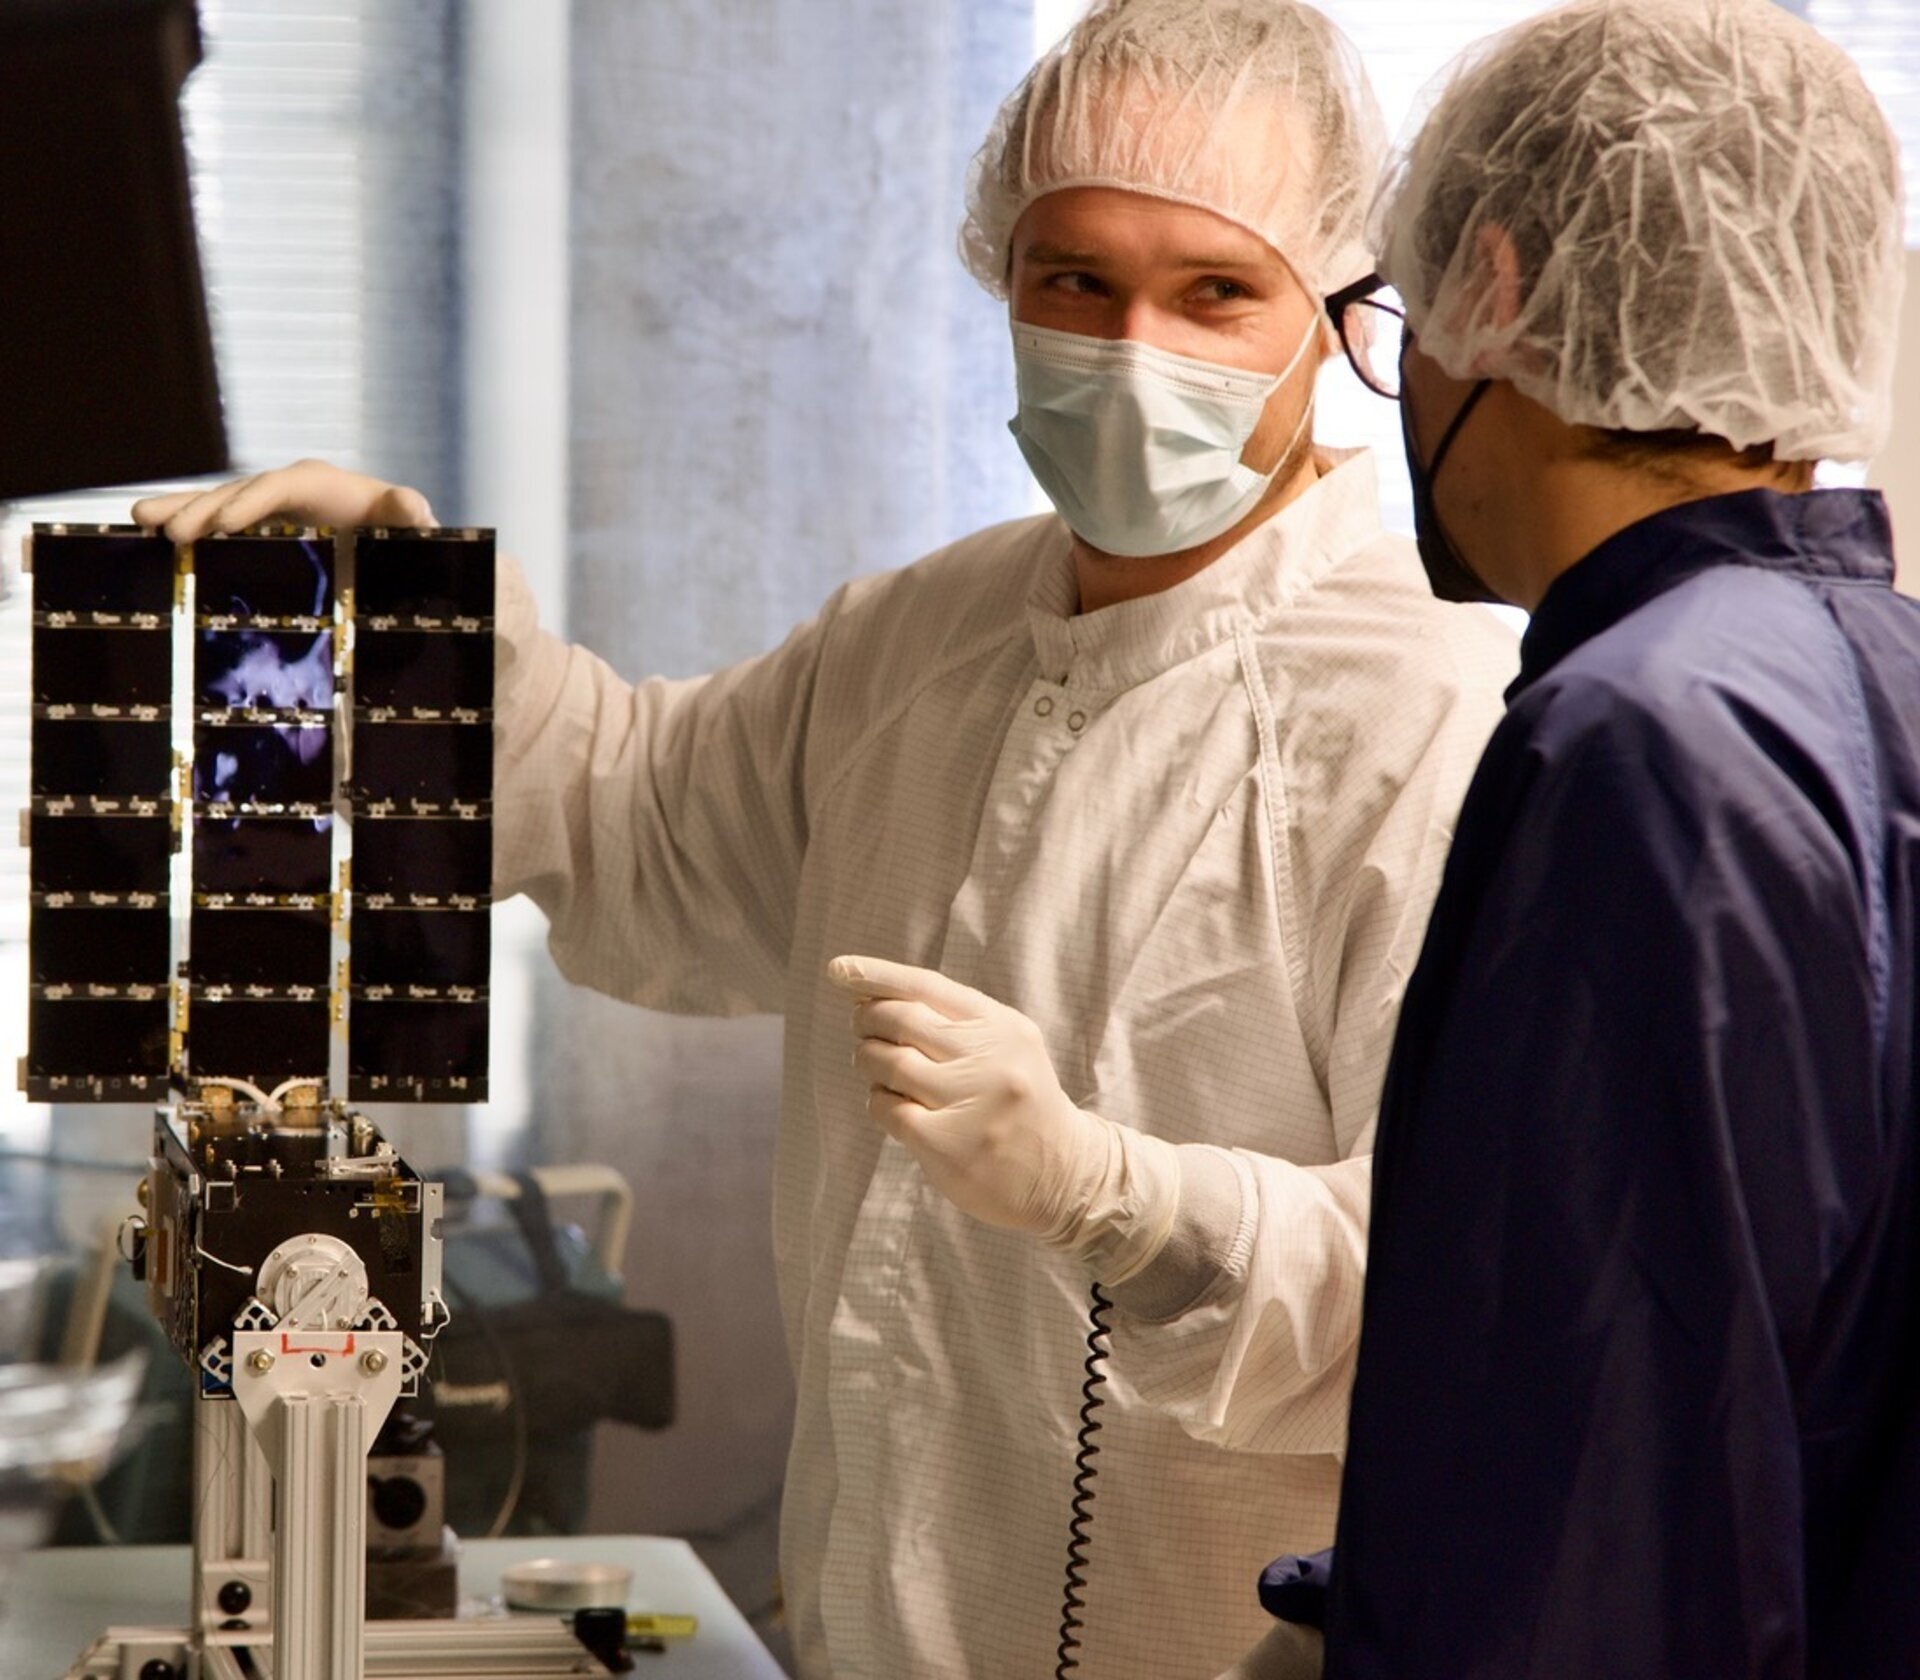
[{"left": 2, "top": 1534, "right": 787, "bottom": 1680}]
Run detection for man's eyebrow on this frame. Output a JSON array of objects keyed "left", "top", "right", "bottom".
[
  {"left": 1166, "top": 253, "right": 1273, "bottom": 272},
  {"left": 1021, "top": 242, "right": 1104, "bottom": 265}
]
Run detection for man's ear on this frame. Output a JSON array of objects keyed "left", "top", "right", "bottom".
[{"left": 1475, "top": 222, "right": 1524, "bottom": 331}]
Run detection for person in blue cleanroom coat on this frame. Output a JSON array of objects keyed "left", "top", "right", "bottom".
[{"left": 1265, "top": 2, "right": 1920, "bottom": 1678}]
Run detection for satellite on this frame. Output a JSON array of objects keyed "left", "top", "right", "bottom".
[{"left": 24, "top": 524, "right": 620, "bottom": 1679}]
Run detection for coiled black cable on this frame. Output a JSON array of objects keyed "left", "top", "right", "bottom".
[{"left": 1055, "top": 1282, "right": 1114, "bottom": 1678}]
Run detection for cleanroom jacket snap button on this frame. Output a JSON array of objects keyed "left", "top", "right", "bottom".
[
  {"left": 1067, "top": 710, "right": 1086, "bottom": 732},
  {"left": 1034, "top": 696, "right": 1055, "bottom": 717}
]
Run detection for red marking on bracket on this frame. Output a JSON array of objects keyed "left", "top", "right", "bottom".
[{"left": 278, "top": 1331, "right": 356, "bottom": 1357}]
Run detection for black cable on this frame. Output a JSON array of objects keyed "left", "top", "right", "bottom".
[
  {"left": 1055, "top": 1282, "right": 1113, "bottom": 1679},
  {"left": 439, "top": 1275, "right": 529, "bottom": 1539}
]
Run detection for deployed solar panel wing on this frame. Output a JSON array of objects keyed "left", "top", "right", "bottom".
[
  {"left": 26, "top": 526, "right": 177, "bottom": 1100},
  {"left": 346, "top": 528, "right": 494, "bottom": 1102}
]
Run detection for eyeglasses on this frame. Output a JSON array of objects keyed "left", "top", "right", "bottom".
[{"left": 1325, "top": 273, "right": 1407, "bottom": 401}]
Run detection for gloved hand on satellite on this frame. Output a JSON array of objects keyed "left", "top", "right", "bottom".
[
  {"left": 133, "top": 458, "right": 434, "bottom": 541},
  {"left": 827, "top": 955, "right": 1181, "bottom": 1286}
]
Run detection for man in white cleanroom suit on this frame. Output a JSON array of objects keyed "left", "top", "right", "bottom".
[{"left": 136, "top": 3, "right": 1516, "bottom": 1673}]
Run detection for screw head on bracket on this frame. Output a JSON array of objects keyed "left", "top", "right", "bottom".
[
  {"left": 361, "top": 1349, "right": 389, "bottom": 1375},
  {"left": 246, "top": 1350, "right": 274, "bottom": 1374}
]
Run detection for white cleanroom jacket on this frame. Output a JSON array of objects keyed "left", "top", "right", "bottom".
[{"left": 492, "top": 450, "right": 1517, "bottom": 1679}]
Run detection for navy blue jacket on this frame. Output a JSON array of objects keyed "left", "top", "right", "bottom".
[{"left": 1323, "top": 490, "right": 1920, "bottom": 1680}]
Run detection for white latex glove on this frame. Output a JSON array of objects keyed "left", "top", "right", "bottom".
[
  {"left": 132, "top": 458, "right": 434, "bottom": 542},
  {"left": 827, "top": 955, "right": 1182, "bottom": 1285}
]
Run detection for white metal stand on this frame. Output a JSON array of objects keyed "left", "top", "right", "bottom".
[
  {"left": 230, "top": 1326, "right": 403, "bottom": 1680},
  {"left": 61, "top": 1122, "right": 618, "bottom": 1679},
  {"left": 69, "top": 1335, "right": 603, "bottom": 1678},
  {"left": 67, "top": 1292, "right": 609, "bottom": 1676}
]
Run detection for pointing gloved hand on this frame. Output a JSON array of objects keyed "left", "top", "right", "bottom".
[
  {"left": 827, "top": 955, "right": 1182, "bottom": 1285},
  {"left": 132, "top": 458, "right": 435, "bottom": 541}
]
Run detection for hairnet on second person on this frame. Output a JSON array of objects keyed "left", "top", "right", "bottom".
[
  {"left": 1371, "top": 0, "right": 1906, "bottom": 462},
  {"left": 960, "top": 0, "right": 1387, "bottom": 303}
]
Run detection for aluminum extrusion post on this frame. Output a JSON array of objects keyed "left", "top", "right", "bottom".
[{"left": 232, "top": 1327, "right": 404, "bottom": 1680}]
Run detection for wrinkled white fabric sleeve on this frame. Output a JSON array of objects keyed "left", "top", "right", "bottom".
[
  {"left": 492, "top": 552, "right": 821, "bottom": 1016},
  {"left": 1105, "top": 1144, "right": 1372, "bottom": 1456},
  {"left": 1212, "top": 1619, "right": 1325, "bottom": 1680},
  {"left": 1102, "top": 670, "right": 1502, "bottom": 1457}
]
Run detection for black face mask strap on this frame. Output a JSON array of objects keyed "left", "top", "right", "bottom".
[
  {"left": 1402, "top": 372, "right": 1500, "bottom": 605},
  {"left": 1426, "top": 378, "right": 1492, "bottom": 481}
]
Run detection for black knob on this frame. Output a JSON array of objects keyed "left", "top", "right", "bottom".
[
  {"left": 138, "top": 1662, "right": 177, "bottom": 1680},
  {"left": 370, "top": 1473, "right": 428, "bottom": 1531},
  {"left": 217, "top": 1578, "right": 252, "bottom": 1615},
  {"left": 571, "top": 1607, "right": 634, "bottom": 1673}
]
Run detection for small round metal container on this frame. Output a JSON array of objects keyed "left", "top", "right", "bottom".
[{"left": 500, "top": 1558, "right": 635, "bottom": 1612}]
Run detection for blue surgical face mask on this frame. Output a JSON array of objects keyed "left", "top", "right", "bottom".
[{"left": 1008, "top": 316, "right": 1320, "bottom": 559}]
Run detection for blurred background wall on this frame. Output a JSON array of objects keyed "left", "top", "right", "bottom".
[{"left": 536, "top": 1, "right": 1032, "bottom": 1652}]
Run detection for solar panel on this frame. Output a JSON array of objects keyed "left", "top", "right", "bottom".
[
  {"left": 25, "top": 526, "right": 176, "bottom": 1100},
  {"left": 346, "top": 528, "right": 494, "bottom": 1101},
  {"left": 24, "top": 521, "right": 495, "bottom": 1104}
]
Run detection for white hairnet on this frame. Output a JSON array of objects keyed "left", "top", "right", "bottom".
[
  {"left": 1372, "top": 0, "right": 1906, "bottom": 462},
  {"left": 961, "top": 0, "right": 1387, "bottom": 302}
]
